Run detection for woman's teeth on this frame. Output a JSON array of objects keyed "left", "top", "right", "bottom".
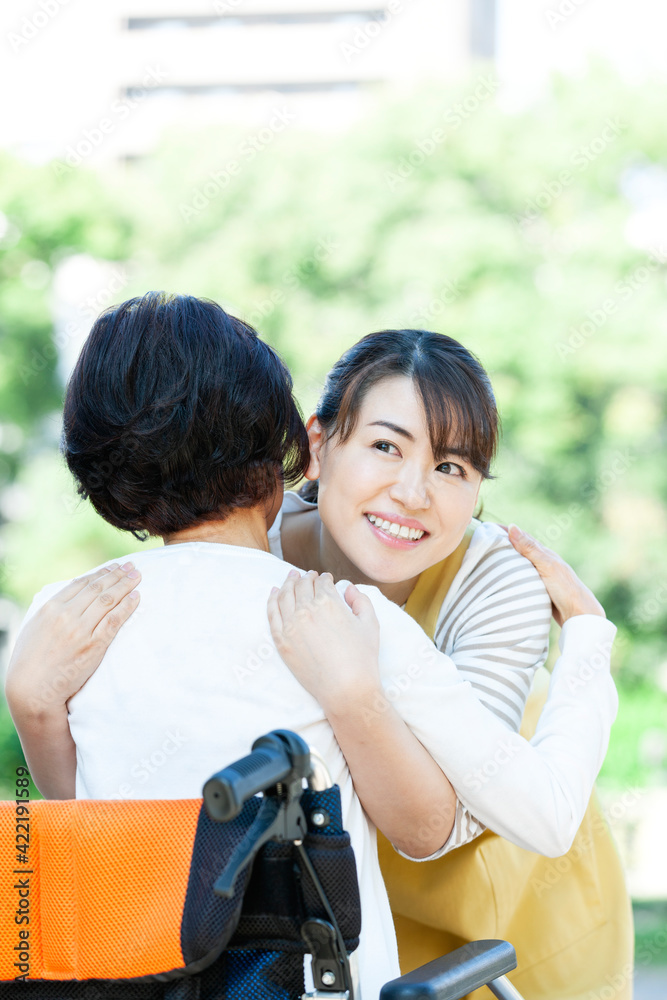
[{"left": 366, "top": 514, "right": 424, "bottom": 540}]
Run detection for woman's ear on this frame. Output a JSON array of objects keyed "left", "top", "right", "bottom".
[{"left": 305, "top": 414, "right": 324, "bottom": 481}]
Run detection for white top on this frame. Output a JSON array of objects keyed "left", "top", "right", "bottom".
[
  {"left": 26, "top": 540, "right": 618, "bottom": 999},
  {"left": 27, "top": 543, "right": 398, "bottom": 1000},
  {"left": 269, "top": 494, "right": 555, "bottom": 852}
]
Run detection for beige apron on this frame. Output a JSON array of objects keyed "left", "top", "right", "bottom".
[{"left": 378, "top": 530, "right": 634, "bottom": 999}]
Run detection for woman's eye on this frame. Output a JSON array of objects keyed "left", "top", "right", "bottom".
[
  {"left": 374, "top": 440, "right": 399, "bottom": 455},
  {"left": 437, "top": 461, "right": 466, "bottom": 478}
]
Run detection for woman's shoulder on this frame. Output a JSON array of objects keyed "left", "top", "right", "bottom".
[
  {"left": 282, "top": 490, "right": 318, "bottom": 515},
  {"left": 464, "top": 519, "right": 540, "bottom": 576},
  {"left": 268, "top": 490, "right": 319, "bottom": 563},
  {"left": 448, "top": 519, "right": 551, "bottom": 611},
  {"left": 435, "top": 521, "right": 552, "bottom": 701}
]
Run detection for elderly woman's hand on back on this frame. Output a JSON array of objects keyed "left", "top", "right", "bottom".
[{"left": 507, "top": 525, "right": 605, "bottom": 627}]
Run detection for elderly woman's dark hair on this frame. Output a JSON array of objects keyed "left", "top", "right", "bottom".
[
  {"left": 301, "top": 329, "right": 498, "bottom": 502},
  {"left": 63, "top": 292, "right": 309, "bottom": 538}
]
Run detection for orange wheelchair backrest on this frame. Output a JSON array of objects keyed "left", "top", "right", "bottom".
[{"left": 0, "top": 798, "right": 202, "bottom": 981}]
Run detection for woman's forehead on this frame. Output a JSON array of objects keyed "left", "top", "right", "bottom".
[
  {"left": 358, "top": 375, "right": 424, "bottom": 418},
  {"left": 357, "top": 378, "right": 469, "bottom": 458}
]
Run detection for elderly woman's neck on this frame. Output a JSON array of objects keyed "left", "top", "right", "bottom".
[{"left": 162, "top": 506, "right": 272, "bottom": 552}]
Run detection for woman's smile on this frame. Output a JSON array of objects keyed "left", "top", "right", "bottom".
[{"left": 364, "top": 512, "right": 428, "bottom": 546}]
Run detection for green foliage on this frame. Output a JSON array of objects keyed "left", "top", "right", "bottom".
[
  {"left": 0, "top": 699, "right": 33, "bottom": 800},
  {"left": 0, "top": 154, "right": 135, "bottom": 490},
  {"left": 118, "top": 68, "right": 666, "bottom": 689},
  {"left": 598, "top": 684, "right": 667, "bottom": 790},
  {"left": 634, "top": 902, "right": 667, "bottom": 965},
  {"left": 0, "top": 65, "right": 665, "bottom": 792}
]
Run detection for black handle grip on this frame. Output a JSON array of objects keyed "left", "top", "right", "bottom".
[{"left": 204, "top": 740, "right": 293, "bottom": 822}]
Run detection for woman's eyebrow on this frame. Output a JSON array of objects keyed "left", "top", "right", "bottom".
[
  {"left": 432, "top": 445, "right": 474, "bottom": 465},
  {"left": 368, "top": 420, "right": 415, "bottom": 441}
]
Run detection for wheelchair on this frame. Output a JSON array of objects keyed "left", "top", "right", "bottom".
[{"left": 0, "top": 731, "right": 524, "bottom": 999}]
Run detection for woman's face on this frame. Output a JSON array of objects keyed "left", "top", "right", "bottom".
[{"left": 308, "top": 375, "right": 484, "bottom": 586}]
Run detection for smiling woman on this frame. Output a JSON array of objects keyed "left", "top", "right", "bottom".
[{"left": 267, "top": 327, "right": 632, "bottom": 999}]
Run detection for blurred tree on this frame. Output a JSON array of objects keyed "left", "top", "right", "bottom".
[
  {"left": 1, "top": 66, "right": 666, "bottom": 788},
  {"left": 116, "top": 67, "right": 666, "bottom": 696},
  {"left": 0, "top": 155, "right": 137, "bottom": 777}
]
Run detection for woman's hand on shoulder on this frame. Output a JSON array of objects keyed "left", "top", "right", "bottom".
[
  {"left": 5, "top": 563, "right": 141, "bottom": 721},
  {"left": 507, "top": 525, "right": 605, "bottom": 627},
  {"left": 267, "top": 569, "right": 381, "bottom": 711}
]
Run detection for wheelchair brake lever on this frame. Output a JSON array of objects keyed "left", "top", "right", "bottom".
[
  {"left": 213, "top": 791, "right": 308, "bottom": 898},
  {"left": 302, "top": 918, "right": 352, "bottom": 1000}
]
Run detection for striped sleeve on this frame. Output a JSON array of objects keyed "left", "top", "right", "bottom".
[{"left": 433, "top": 528, "right": 553, "bottom": 855}]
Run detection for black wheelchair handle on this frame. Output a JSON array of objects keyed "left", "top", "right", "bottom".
[{"left": 203, "top": 730, "right": 312, "bottom": 822}]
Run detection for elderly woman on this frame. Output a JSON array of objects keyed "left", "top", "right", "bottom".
[{"left": 7, "top": 292, "right": 619, "bottom": 999}]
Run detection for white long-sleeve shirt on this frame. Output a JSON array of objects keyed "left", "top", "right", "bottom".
[{"left": 25, "top": 541, "right": 617, "bottom": 999}]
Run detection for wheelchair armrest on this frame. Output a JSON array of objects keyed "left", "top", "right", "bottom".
[{"left": 380, "top": 940, "right": 517, "bottom": 1000}]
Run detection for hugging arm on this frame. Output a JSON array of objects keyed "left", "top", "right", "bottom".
[
  {"left": 434, "top": 525, "right": 608, "bottom": 851},
  {"left": 5, "top": 565, "right": 141, "bottom": 798},
  {"left": 430, "top": 528, "right": 553, "bottom": 849},
  {"left": 390, "top": 612, "right": 615, "bottom": 857},
  {"left": 268, "top": 571, "right": 458, "bottom": 859},
  {"left": 270, "top": 534, "right": 616, "bottom": 859},
  {"left": 413, "top": 529, "right": 614, "bottom": 856}
]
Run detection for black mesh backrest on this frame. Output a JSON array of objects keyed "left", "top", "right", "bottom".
[{"left": 1, "top": 785, "right": 361, "bottom": 1000}]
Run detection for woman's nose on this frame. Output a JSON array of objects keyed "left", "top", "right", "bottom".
[{"left": 388, "top": 472, "right": 430, "bottom": 511}]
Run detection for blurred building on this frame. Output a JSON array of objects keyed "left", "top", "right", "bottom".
[
  {"left": 1, "top": 0, "right": 496, "bottom": 164},
  {"left": 3, "top": 0, "right": 667, "bottom": 164}
]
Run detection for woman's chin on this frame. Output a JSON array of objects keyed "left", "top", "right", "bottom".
[{"left": 348, "top": 558, "right": 420, "bottom": 587}]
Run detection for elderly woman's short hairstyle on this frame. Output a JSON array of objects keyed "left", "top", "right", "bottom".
[{"left": 63, "top": 292, "right": 309, "bottom": 538}]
